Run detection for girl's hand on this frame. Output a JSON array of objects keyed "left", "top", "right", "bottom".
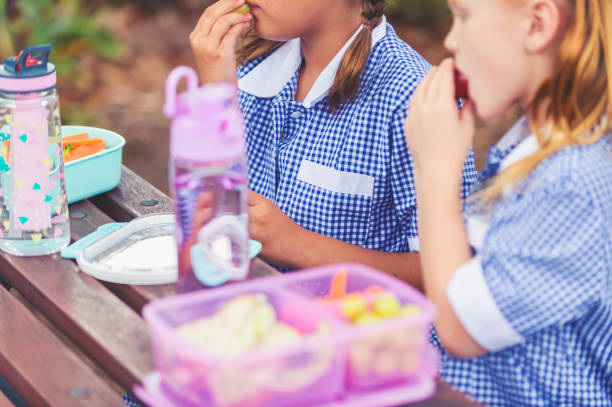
[
  {"left": 249, "top": 191, "right": 303, "bottom": 266},
  {"left": 404, "top": 58, "right": 476, "bottom": 179},
  {"left": 189, "top": 0, "right": 252, "bottom": 84}
]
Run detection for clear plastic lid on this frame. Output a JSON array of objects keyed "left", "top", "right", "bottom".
[{"left": 76, "top": 213, "right": 178, "bottom": 285}]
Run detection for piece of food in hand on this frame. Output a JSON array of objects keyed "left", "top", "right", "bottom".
[
  {"left": 373, "top": 293, "right": 401, "bottom": 318},
  {"left": 454, "top": 68, "right": 470, "bottom": 100},
  {"left": 232, "top": 4, "right": 251, "bottom": 13}
]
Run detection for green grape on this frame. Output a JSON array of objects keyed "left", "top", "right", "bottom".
[{"left": 233, "top": 4, "right": 251, "bottom": 14}]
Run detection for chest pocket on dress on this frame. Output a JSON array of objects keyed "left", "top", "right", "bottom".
[{"left": 290, "top": 160, "right": 374, "bottom": 245}]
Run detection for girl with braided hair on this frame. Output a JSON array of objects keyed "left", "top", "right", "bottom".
[{"left": 189, "top": 0, "right": 478, "bottom": 283}]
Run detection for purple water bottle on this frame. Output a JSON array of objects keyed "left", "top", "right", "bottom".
[
  {"left": 164, "top": 67, "right": 249, "bottom": 291},
  {"left": 0, "top": 44, "right": 70, "bottom": 256}
]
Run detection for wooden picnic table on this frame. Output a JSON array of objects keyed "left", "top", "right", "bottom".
[{"left": 0, "top": 165, "right": 480, "bottom": 407}]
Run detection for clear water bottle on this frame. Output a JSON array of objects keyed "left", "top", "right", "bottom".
[
  {"left": 0, "top": 44, "right": 70, "bottom": 256},
  {"left": 164, "top": 67, "right": 249, "bottom": 291}
]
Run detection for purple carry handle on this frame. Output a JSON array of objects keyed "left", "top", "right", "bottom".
[{"left": 163, "top": 66, "right": 199, "bottom": 119}]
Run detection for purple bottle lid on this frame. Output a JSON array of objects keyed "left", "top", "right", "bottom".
[{"left": 164, "top": 67, "right": 245, "bottom": 163}]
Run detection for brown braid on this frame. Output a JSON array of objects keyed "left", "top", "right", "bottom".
[
  {"left": 328, "top": 0, "right": 386, "bottom": 111},
  {"left": 236, "top": 0, "right": 386, "bottom": 113}
]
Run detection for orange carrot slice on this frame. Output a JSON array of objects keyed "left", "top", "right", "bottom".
[
  {"left": 62, "top": 133, "right": 90, "bottom": 144},
  {"left": 329, "top": 268, "right": 348, "bottom": 299},
  {"left": 64, "top": 140, "right": 105, "bottom": 162}
]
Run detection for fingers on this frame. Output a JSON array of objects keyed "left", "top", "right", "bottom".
[
  {"left": 208, "top": 12, "right": 252, "bottom": 49},
  {"left": 430, "top": 58, "right": 455, "bottom": 103},
  {"left": 218, "top": 20, "right": 251, "bottom": 56},
  {"left": 195, "top": 0, "right": 246, "bottom": 37}
]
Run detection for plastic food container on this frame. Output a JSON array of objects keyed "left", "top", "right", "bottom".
[
  {"left": 76, "top": 213, "right": 177, "bottom": 285},
  {"left": 139, "top": 263, "right": 439, "bottom": 407},
  {"left": 281, "top": 264, "right": 438, "bottom": 391},
  {"left": 62, "top": 125, "right": 125, "bottom": 203},
  {"left": 143, "top": 285, "right": 344, "bottom": 407}
]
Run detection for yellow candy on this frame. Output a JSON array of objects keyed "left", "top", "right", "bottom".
[
  {"left": 399, "top": 304, "right": 422, "bottom": 317},
  {"left": 15, "top": 180, "right": 24, "bottom": 188},
  {"left": 232, "top": 4, "right": 250, "bottom": 13},
  {"left": 373, "top": 293, "right": 401, "bottom": 318},
  {"left": 341, "top": 295, "right": 367, "bottom": 321},
  {"left": 55, "top": 206, "right": 62, "bottom": 215},
  {"left": 2, "top": 220, "right": 9, "bottom": 230},
  {"left": 3, "top": 114, "right": 11, "bottom": 124},
  {"left": 355, "top": 312, "right": 380, "bottom": 325},
  {"left": 31, "top": 233, "right": 42, "bottom": 244}
]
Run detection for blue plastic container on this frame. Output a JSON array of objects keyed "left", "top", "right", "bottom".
[{"left": 62, "top": 125, "right": 126, "bottom": 204}]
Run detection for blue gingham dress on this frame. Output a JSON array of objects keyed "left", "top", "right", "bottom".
[
  {"left": 440, "top": 118, "right": 612, "bottom": 407},
  {"left": 237, "top": 22, "right": 478, "bottom": 259}
]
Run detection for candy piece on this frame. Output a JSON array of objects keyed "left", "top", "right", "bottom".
[
  {"left": 32, "top": 182, "right": 41, "bottom": 190},
  {"left": 373, "top": 349, "right": 399, "bottom": 376},
  {"left": 232, "top": 4, "right": 251, "bottom": 13},
  {"left": 373, "top": 293, "right": 401, "bottom": 318},
  {"left": 454, "top": 68, "right": 470, "bottom": 100},
  {"left": 355, "top": 312, "right": 380, "bottom": 325},
  {"left": 341, "top": 294, "right": 367, "bottom": 321},
  {"left": 399, "top": 304, "right": 422, "bottom": 317},
  {"left": 3, "top": 114, "right": 11, "bottom": 124},
  {"left": 44, "top": 195, "right": 52, "bottom": 202},
  {"left": 30, "top": 233, "right": 42, "bottom": 244},
  {"left": 2, "top": 220, "right": 9, "bottom": 230},
  {"left": 55, "top": 206, "right": 62, "bottom": 215},
  {"left": 349, "top": 342, "right": 373, "bottom": 375},
  {"left": 365, "top": 285, "right": 383, "bottom": 296},
  {"left": 18, "top": 217, "right": 28, "bottom": 225},
  {"left": 329, "top": 268, "right": 347, "bottom": 299},
  {"left": 16, "top": 180, "right": 24, "bottom": 188},
  {"left": 18, "top": 134, "right": 27, "bottom": 143}
]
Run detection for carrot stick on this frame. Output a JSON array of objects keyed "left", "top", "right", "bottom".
[
  {"left": 329, "top": 268, "right": 348, "bottom": 299},
  {"left": 62, "top": 133, "right": 90, "bottom": 144}
]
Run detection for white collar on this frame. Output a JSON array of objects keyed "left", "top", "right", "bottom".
[
  {"left": 498, "top": 116, "right": 539, "bottom": 171},
  {"left": 238, "top": 16, "right": 387, "bottom": 108}
]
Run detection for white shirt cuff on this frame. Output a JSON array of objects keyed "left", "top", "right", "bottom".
[
  {"left": 446, "top": 255, "right": 524, "bottom": 352},
  {"left": 408, "top": 237, "right": 420, "bottom": 252}
]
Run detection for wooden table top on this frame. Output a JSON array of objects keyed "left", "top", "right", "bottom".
[{"left": 0, "top": 165, "right": 480, "bottom": 407}]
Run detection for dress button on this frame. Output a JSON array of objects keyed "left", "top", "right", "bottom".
[{"left": 290, "top": 111, "right": 303, "bottom": 119}]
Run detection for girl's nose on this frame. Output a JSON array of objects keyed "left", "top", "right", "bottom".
[{"left": 444, "top": 23, "right": 459, "bottom": 55}]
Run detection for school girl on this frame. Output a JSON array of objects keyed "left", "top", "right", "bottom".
[
  {"left": 405, "top": 0, "right": 612, "bottom": 405},
  {"left": 189, "top": 0, "right": 478, "bottom": 284}
]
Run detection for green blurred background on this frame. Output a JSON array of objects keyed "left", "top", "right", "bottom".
[{"left": 1, "top": 0, "right": 516, "bottom": 192}]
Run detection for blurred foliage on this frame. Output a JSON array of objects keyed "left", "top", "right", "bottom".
[
  {"left": 387, "top": 0, "right": 451, "bottom": 29},
  {"left": 0, "top": 0, "right": 121, "bottom": 79}
]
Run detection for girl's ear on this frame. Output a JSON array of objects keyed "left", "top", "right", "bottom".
[{"left": 523, "top": 0, "right": 564, "bottom": 53}]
